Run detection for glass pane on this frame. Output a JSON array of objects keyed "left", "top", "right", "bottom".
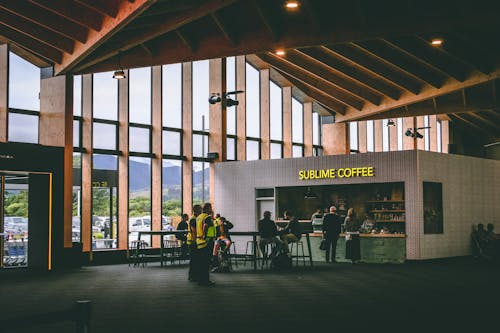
[
  {"left": 382, "top": 119, "right": 389, "bottom": 152},
  {"left": 129, "top": 67, "right": 151, "bottom": 124},
  {"left": 349, "top": 121, "right": 358, "bottom": 151},
  {"left": 8, "top": 113, "right": 38, "bottom": 143},
  {"left": 162, "top": 130, "right": 181, "bottom": 156},
  {"left": 246, "top": 140, "right": 259, "bottom": 160},
  {"left": 93, "top": 71, "right": 117, "bottom": 120},
  {"left": 129, "top": 126, "right": 150, "bottom": 153},
  {"left": 292, "top": 98, "right": 303, "bottom": 143},
  {"left": 437, "top": 120, "right": 442, "bottom": 152},
  {"left": 73, "top": 119, "right": 80, "bottom": 147},
  {"left": 93, "top": 122, "right": 116, "bottom": 150},
  {"left": 312, "top": 112, "right": 319, "bottom": 146},
  {"left": 397, "top": 118, "right": 403, "bottom": 151},
  {"left": 293, "top": 145, "right": 303, "bottom": 158},
  {"left": 424, "top": 115, "right": 430, "bottom": 151},
  {"left": 9, "top": 52, "right": 40, "bottom": 111},
  {"left": 162, "top": 64, "right": 182, "bottom": 128},
  {"left": 193, "top": 60, "right": 209, "bottom": 131},
  {"left": 226, "top": 57, "right": 237, "bottom": 136},
  {"left": 129, "top": 157, "right": 151, "bottom": 245},
  {"left": 73, "top": 153, "right": 82, "bottom": 242},
  {"left": 270, "top": 81, "right": 282, "bottom": 141},
  {"left": 271, "top": 143, "right": 282, "bottom": 159},
  {"left": 162, "top": 159, "right": 182, "bottom": 229},
  {"left": 246, "top": 62, "right": 260, "bottom": 138},
  {"left": 193, "top": 161, "right": 209, "bottom": 205},
  {"left": 73, "top": 75, "right": 82, "bottom": 116},
  {"left": 92, "top": 154, "right": 118, "bottom": 249},
  {"left": 193, "top": 134, "right": 208, "bottom": 158},
  {"left": 227, "top": 137, "right": 236, "bottom": 161},
  {"left": 367, "top": 120, "right": 374, "bottom": 152}
]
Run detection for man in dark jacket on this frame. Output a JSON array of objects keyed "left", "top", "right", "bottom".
[
  {"left": 280, "top": 210, "right": 302, "bottom": 254},
  {"left": 322, "top": 206, "right": 343, "bottom": 263},
  {"left": 258, "top": 211, "right": 283, "bottom": 258}
]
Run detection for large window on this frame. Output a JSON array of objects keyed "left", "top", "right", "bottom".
[
  {"left": 93, "top": 122, "right": 117, "bottom": 151},
  {"left": 129, "top": 126, "right": 151, "bottom": 153},
  {"left": 73, "top": 75, "right": 82, "bottom": 117},
  {"left": 8, "top": 113, "right": 38, "bottom": 143},
  {"left": 246, "top": 140, "right": 260, "bottom": 161},
  {"left": 162, "top": 64, "right": 182, "bottom": 129},
  {"left": 93, "top": 72, "right": 118, "bottom": 121},
  {"left": 226, "top": 57, "right": 237, "bottom": 160},
  {"left": 193, "top": 161, "right": 209, "bottom": 205},
  {"left": 437, "top": 120, "right": 442, "bottom": 153},
  {"left": 129, "top": 67, "right": 151, "bottom": 125},
  {"left": 292, "top": 98, "right": 303, "bottom": 144},
  {"left": 271, "top": 143, "right": 283, "bottom": 159},
  {"left": 349, "top": 122, "right": 358, "bottom": 152},
  {"left": 397, "top": 118, "right": 403, "bottom": 151},
  {"left": 73, "top": 153, "right": 82, "bottom": 242},
  {"left": 246, "top": 62, "right": 260, "bottom": 139},
  {"left": 129, "top": 157, "right": 152, "bottom": 244},
  {"left": 9, "top": 52, "right": 40, "bottom": 111},
  {"left": 270, "top": 81, "right": 283, "bottom": 141},
  {"left": 367, "top": 120, "right": 374, "bottom": 152},
  {"left": 382, "top": 119, "right": 389, "bottom": 152},
  {"left": 424, "top": 115, "right": 430, "bottom": 151},
  {"left": 192, "top": 60, "right": 209, "bottom": 131},
  {"left": 162, "top": 159, "right": 182, "bottom": 228}
]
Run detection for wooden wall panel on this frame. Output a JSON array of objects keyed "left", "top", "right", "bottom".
[
  {"left": 429, "top": 115, "right": 437, "bottom": 151},
  {"left": 118, "top": 71, "right": 129, "bottom": 250},
  {"left": 442, "top": 120, "right": 449, "bottom": 153},
  {"left": 283, "top": 87, "right": 292, "bottom": 158},
  {"left": 358, "top": 121, "right": 367, "bottom": 153},
  {"left": 403, "top": 117, "right": 415, "bottom": 150},
  {"left": 236, "top": 56, "right": 246, "bottom": 160},
  {"left": 182, "top": 63, "right": 193, "bottom": 214},
  {"left": 260, "top": 68, "right": 270, "bottom": 160},
  {"left": 322, "top": 122, "right": 348, "bottom": 155},
  {"left": 81, "top": 74, "right": 92, "bottom": 252},
  {"left": 0, "top": 44, "right": 7, "bottom": 143},
  {"left": 303, "top": 102, "right": 313, "bottom": 156},
  {"left": 151, "top": 66, "right": 162, "bottom": 246},
  {"left": 389, "top": 120, "right": 398, "bottom": 151},
  {"left": 374, "top": 120, "right": 383, "bottom": 152},
  {"left": 416, "top": 116, "right": 425, "bottom": 150}
]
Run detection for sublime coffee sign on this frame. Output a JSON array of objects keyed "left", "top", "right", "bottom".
[{"left": 298, "top": 166, "right": 375, "bottom": 180}]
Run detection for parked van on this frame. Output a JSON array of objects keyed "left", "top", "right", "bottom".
[{"left": 129, "top": 216, "right": 151, "bottom": 231}]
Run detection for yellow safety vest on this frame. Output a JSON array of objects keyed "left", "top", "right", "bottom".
[
  {"left": 186, "top": 216, "right": 197, "bottom": 245},
  {"left": 206, "top": 216, "right": 216, "bottom": 239},
  {"left": 196, "top": 213, "right": 209, "bottom": 249}
]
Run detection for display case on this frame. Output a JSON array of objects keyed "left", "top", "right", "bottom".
[{"left": 365, "top": 200, "right": 405, "bottom": 233}]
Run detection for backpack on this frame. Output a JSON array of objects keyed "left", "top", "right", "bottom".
[{"left": 271, "top": 252, "right": 292, "bottom": 270}]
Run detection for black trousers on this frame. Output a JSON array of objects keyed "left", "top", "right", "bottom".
[
  {"left": 188, "top": 244, "right": 198, "bottom": 281},
  {"left": 324, "top": 234, "right": 339, "bottom": 262},
  {"left": 197, "top": 245, "right": 211, "bottom": 284}
]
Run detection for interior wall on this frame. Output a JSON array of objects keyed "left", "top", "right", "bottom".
[{"left": 418, "top": 152, "right": 500, "bottom": 259}]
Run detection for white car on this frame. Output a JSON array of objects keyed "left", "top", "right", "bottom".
[{"left": 129, "top": 216, "right": 151, "bottom": 232}]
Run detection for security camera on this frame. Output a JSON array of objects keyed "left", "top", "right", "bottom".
[
  {"left": 208, "top": 93, "right": 221, "bottom": 104},
  {"left": 405, "top": 129, "right": 414, "bottom": 137},
  {"left": 225, "top": 98, "right": 239, "bottom": 107}
]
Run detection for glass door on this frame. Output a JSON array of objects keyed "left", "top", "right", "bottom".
[{"left": 1, "top": 172, "right": 29, "bottom": 268}]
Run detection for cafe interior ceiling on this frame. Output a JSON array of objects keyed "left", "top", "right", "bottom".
[{"left": 0, "top": 0, "right": 499, "bottom": 141}]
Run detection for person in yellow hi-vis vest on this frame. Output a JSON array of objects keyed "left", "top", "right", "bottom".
[
  {"left": 187, "top": 204, "right": 202, "bottom": 282},
  {"left": 196, "top": 202, "right": 215, "bottom": 286}
]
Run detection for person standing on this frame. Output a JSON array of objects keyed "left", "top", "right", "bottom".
[
  {"left": 187, "top": 205, "right": 202, "bottom": 282},
  {"left": 344, "top": 208, "right": 360, "bottom": 263},
  {"left": 322, "top": 206, "right": 343, "bottom": 263},
  {"left": 196, "top": 203, "right": 215, "bottom": 286},
  {"left": 176, "top": 213, "right": 189, "bottom": 259},
  {"left": 258, "top": 211, "right": 283, "bottom": 259}
]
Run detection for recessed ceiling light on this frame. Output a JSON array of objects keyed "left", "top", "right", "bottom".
[
  {"left": 431, "top": 38, "right": 444, "bottom": 46},
  {"left": 275, "top": 49, "right": 286, "bottom": 56},
  {"left": 285, "top": 1, "right": 300, "bottom": 9}
]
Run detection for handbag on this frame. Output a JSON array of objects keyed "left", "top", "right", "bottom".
[{"left": 319, "top": 238, "right": 327, "bottom": 250}]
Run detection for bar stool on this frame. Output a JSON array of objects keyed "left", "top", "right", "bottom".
[
  {"left": 288, "top": 240, "right": 306, "bottom": 267},
  {"left": 163, "top": 236, "right": 182, "bottom": 265},
  {"left": 244, "top": 240, "right": 257, "bottom": 266},
  {"left": 261, "top": 242, "right": 277, "bottom": 269}
]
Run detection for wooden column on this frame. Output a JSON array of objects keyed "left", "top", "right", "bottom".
[
  {"left": 260, "top": 68, "right": 270, "bottom": 160},
  {"left": 358, "top": 121, "right": 367, "bottom": 153},
  {"left": 374, "top": 120, "right": 383, "bottom": 152},
  {"left": 39, "top": 74, "right": 73, "bottom": 248},
  {"left": 283, "top": 86, "right": 292, "bottom": 158},
  {"left": 322, "top": 122, "right": 348, "bottom": 155},
  {"left": 416, "top": 116, "right": 425, "bottom": 150},
  {"left": 429, "top": 115, "right": 437, "bottom": 151},
  {"left": 389, "top": 120, "right": 398, "bottom": 151},
  {"left": 151, "top": 66, "right": 162, "bottom": 246},
  {"left": 0, "top": 44, "right": 7, "bottom": 142},
  {"left": 403, "top": 117, "right": 415, "bottom": 150},
  {"left": 236, "top": 56, "right": 246, "bottom": 160},
  {"left": 81, "top": 74, "right": 93, "bottom": 252},
  {"left": 118, "top": 71, "right": 129, "bottom": 250},
  {"left": 303, "top": 102, "right": 313, "bottom": 156},
  {"left": 209, "top": 58, "right": 226, "bottom": 207},
  {"left": 441, "top": 120, "right": 450, "bottom": 153},
  {"left": 182, "top": 63, "right": 193, "bottom": 214}
]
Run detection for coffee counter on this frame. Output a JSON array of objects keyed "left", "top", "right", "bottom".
[{"left": 309, "top": 233, "right": 406, "bottom": 263}]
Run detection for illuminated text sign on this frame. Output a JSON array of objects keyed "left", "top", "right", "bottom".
[{"left": 298, "top": 166, "right": 374, "bottom": 180}]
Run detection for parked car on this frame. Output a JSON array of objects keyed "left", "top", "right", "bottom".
[
  {"left": 4, "top": 216, "right": 28, "bottom": 234},
  {"left": 129, "top": 216, "right": 151, "bottom": 232}
]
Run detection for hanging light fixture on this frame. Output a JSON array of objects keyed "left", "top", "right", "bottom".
[
  {"left": 113, "top": 52, "right": 126, "bottom": 79},
  {"left": 304, "top": 187, "right": 317, "bottom": 199},
  {"left": 387, "top": 118, "right": 396, "bottom": 127}
]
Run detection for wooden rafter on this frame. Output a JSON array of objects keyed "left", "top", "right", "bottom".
[
  {"left": 449, "top": 113, "right": 495, "bottom": 137},
  {"left": 28, "top": 0, "right": 104, "bottom": 31},
  {"left": 0, "top": 0, "right": 88, "bottom": 43},
  {"left": 464, "top": 112, "right": 500, "bottom": 131},
  {"left": 210, "top": 12, "right": 238, "bottom": 46},
  {"left": 251, "top": 0, "right": 282, "bottom": 42},
  {"left": 258, "top": 52, "right": 365, "bottom": 110},
  {"left": 175, "top": 28, "right": 197, "bottom": 52},
  {"left": 54, "top": 0, "right": 156, "bottom": 75},
  {"left": 74, "top": 0, "right": 120, "bottom": 18},
  {"left": 75, "top": 0, "right": 236, "bottom": 72}
]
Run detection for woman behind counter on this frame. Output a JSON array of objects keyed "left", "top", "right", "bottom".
[{"left": 344, "top": 208, "right": 361, "bottom": 264}]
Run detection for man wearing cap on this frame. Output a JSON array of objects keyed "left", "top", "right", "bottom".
[{"left": 322, "top": 206, "right": 343, "bottom": 263}]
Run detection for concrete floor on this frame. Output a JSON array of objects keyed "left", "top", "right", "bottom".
[{"left": 0, "top": 257, "right": 498, "bottom": 332}]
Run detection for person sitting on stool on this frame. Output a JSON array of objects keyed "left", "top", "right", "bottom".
[
  {"left": 258, "top": 211, "right": 283, "bottom": 259},
  {"left": 212, "top": 216, "right": 234, "bottom": 261},
  {"left": 280, "top": 210, "right": 302, "bottom": 255}
]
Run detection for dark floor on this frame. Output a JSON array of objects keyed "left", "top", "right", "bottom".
[{"left": 1, "top": 257, "right": 499, "bottom": 332}]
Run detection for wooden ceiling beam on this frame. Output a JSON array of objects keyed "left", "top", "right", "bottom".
[
  {"left": 300, "top": 47, "right": 401, "bottom": 100},
  {"left": 0, "top": 24, "right": 62, "bottom": 63},
  {"left": 387, "top": 36, "right": 471, "bottom": 82},
  {"left": 464, "top": 111, "right": 500, "bottom": 131},
  {"left": 0, "top": 10, "right": 74, "bottom": 53},
  {"left": 54, "top": 0, "right": 155, "bottom": 75},
  {"left": 28, "top": 0, "right": 103, "bottom": 31},
  {"left": 175, "top": 29, "right": 196, "bottom": 52},
  {"left": 283, "top": 49, "right": 382, "bottom": 105},
  {"left": 355, "top": 39, "right": 447, "bottom": 88},
  {"left": 74, "top": 0, "right": 120, "bottom": 18},
  {"left": 327, "top": 43, "right": 423, "bottom": 95},
  {"left": 251, "top": 0, "right": 283, "bottom": 42},
  {"left": 258, "top": 52, "right": 365, "bottom": 110},
  {"left": 75, "top": 0, "right": 236, "bottom": 72},
  {"left": 210, "top": 12, "right": 238, "bottom": 46},
  {"left": 449, "top": 113, "right": 496, "bottom": 137},
  {"left": 0, "top": 0, "right": 88, "bottom": 43}
]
